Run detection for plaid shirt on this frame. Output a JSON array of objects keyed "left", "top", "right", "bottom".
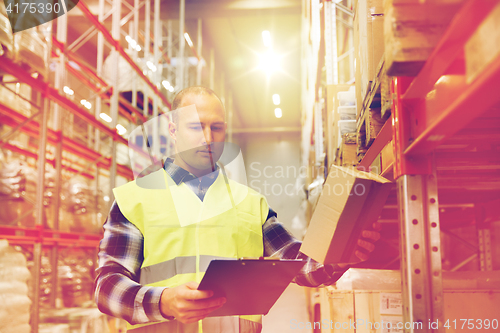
[{"left": 95, "top": 159, "right": 348, "bottom": 325}]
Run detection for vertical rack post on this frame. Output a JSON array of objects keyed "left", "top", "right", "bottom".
[
  {"left": 132, "top": 0, "right": 139, "bottom": 108},
  {"left": 31, "top": 96, "right": 50, "bottom": 333},
  {"left": 196, "top": 18, "right": 202, "bottom": 86},
  {"left": 144, "top": 0, "right": 150, "bottom": 116},
  {"left": 393, "top": 77, "right": 444, "bottom": 332},
  {"left": 153, "top": 0, "right": 161, "bottom": 157},
  {"left": 397, "top": 171, "right": 444, "bottom": 332},
  {"left": 50, "top": 9, "right": 68, "bottom": 309},
  {"left": 109, "top": 0, "right": 121, "bottom": 199},
  {"left": 209, "top": 48, "right": 215, "bottom": 90},
  {"left": 167, "top": 20, "right": 173, "bottom": 94},
  {"left": 178, "top": 0, "right": 185, "bottom": 90}
]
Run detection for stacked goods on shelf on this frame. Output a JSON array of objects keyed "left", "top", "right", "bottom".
[
  {"left": 0, "top": 79, "right": 33, "bottom": 117},
  {"left": 384, "top": 0, "right": 465, "bottom": 76},
  {"left": 13, "top": 28, "right": 48, "bottom": 76},
  {"left": 0, "top": 239, "right": 31, "bottom": 333},
  {"left": 21, "top": 249, "right": 95, "bottom": 310},
  {"left": 0, "top": 3, "right": 13, "bottom": 59},
  {"left": 320, "top": 269, "right": 500, "bottom": 332},
  {"left": 353, "top": 0, "right": 384, "bottom": 117},
  {"left": 337, "top": 88, "right": 358, "bottom": 167},
  {"left": 0, "top": 158, "right": 56, "bottom": 228},
  {"left": 325, "top": 85, "right": 356, "bottom": 167},
  {"left": 57, "top": 254, "right": 95, "bottom": 308},
  {"left": 339, "top": 133, "right": 357, "bottom": 167},
  {"left": 60, "top": 179, "right": 104, "bottom": 234}
]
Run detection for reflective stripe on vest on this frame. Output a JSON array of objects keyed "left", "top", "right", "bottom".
[
  {"left": 114, "top": 168, "right": 268, "bottom": 332},
  {"left": 128, "top": 316, "right": 262, "bottom": 333},
  {"left": 140, "top": 255, "right": 233, "bottom": 285}
]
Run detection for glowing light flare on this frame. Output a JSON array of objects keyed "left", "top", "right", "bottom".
[
  {"left": 63, "top": 86, "right": 74, "bottom": 95},
  {"left": 274, "top": 108, "right": 282, "bottom": 118},
  {"left": 162, "top": 80, "right": 175, "bottom": 92},
  {"left": 146, "top": 61, "right": 157, "bottom": 72},
  {"left": 272, "top": 94, "right": 280, "bottom": 105},
  {"left": 100, "top": 113, "right": 112, "bottom": 123},
  {"left": 116, "top": 124, "right": 127, "bottom": 135},
  {"left": 80, "top": 99, "right": 91, "bottom": 109},
  {"left": 184, "top": 32, "right": 193, "bottom": 47},
  {"left": 262, "top": 30, "right": 272, "bottom": 48},
  {"left": 258, "top": 51, "right": 281, "bottom": 74}
]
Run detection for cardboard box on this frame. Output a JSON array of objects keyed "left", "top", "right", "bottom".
[
  {"left": 465, "top": 2, "right": 500, "bottom": 83},
  {"left": 319, "top": 269, "right": 500, "bottom": 333},
  {"left": 384, "top": 0, "right": 463, "bottom": 76},
  {"left": 301, "top": 165, "right": 393, "bottom": 264},
  {"left": 326, "top": 84, "right": 355, "bottom": 165},
  {"left": 355, "top": 0, "right": 385, "bottom": 103}
]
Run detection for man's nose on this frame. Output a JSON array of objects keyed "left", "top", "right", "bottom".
[{"left": 202, "top": 127, "right": 213, "bottom": 145}]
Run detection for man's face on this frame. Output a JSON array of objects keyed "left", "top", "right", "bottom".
[{"left": 169, "top": 94, "right": 226, "bottom": 174}]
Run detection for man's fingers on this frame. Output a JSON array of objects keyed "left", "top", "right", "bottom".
[
  {"left": 354, "top": 250, "right": 369, "bottom": 262},
  {"left": 372, "top": 222, "right": 382, "bottom": 231},
  {"left": 176, "top": 301, "right": 226, "bottom": 324},
  {"left": 361, "top": 230, "right": 381, "bottom": 242},
  {"left": 357, "top": 239, "right": 375, "bottom": 253}
]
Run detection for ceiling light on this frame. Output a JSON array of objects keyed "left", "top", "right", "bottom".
[
  {"left": 262, "top": 30, "right": 272, "bottom": 48},
  {"left": 100, "top": 113, "right": 112, "bottom": 123},
  {"left": 162, "top": 80, "right": 171, "bottom": 90},
  {"left": 103, "top": 195, "right": 110, "bottom": 202},
  {"left": 272, "top": 94, "right": 280, "bottom": 105},
  {"left": 63, "top": 86, "right": 74, "bottom": 96},
  {"left": 146, "top": 61, "right": 157, "bottom": 72},
  {"left": 259, "top": 51, "right": 280, "bottom": 74},
  {"left": 116, "top": 124, "right": 127, "bottom": 135},
  {"left": 80, "top": 99, "right": 91, "bottom": 109},
  {"left": 136, "top": 45, "right": 141, "bottom": 51},
  {"left": 184, "top": 32, "right": 193, "bottom": 47},
  {"left": 274, "top": 108, "right": 282, "bottom": 118},
  {"left": 168, "top": 86, "right": 174, "bottom": 92}
]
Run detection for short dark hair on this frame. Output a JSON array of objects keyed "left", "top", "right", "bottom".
[{"left": 171, "top": 86, "right": 224, "bottom": 124}]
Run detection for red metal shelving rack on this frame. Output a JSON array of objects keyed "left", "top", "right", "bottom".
[{"left": 357, "top": 0, "right": 500, "bottom": 329}]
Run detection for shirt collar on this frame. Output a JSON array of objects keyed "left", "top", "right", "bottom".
[{"left": 163, "top": 157, "right": 220, "bottom": 185}]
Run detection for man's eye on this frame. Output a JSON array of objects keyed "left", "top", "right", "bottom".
[
  {"left": 190, "top": 126, "right": 202, "bottom": 131},
  {"left": 212, "top": 126, "right": 223, "bottom": 131}
]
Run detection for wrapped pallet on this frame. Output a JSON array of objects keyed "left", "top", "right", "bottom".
[
  {"left": 0, "top": 239, "right": 31, "bottom": 333},
  {"left": 384, "top": 0, "right": 465, "bottom": 76},
  {"left": 0, "top": 3, "right": 13, "bottom": 59},
  {"left": 354, "top": 0, "right": 385, "bottom": 111},
  {"left": 13, "top": 29, "right": 47, "bottom": 76}
]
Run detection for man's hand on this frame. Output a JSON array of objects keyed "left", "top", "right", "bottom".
[
  {"left": 160, "top": 281, "right": 226, "bottom": 324},
  {"left": 354, "top": 222, "right": 382, "bottom": 262}
]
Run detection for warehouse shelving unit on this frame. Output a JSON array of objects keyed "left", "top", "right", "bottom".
[
  {"left": 355, "top": 0, "right": 500, "bottom": 330},
  {"left": 0, "top": 1, "right": 220, "bottom": 332}
]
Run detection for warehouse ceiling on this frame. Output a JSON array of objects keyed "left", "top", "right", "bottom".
[{"left": 66, "top": 0, "right": 302, "bottom": 133}]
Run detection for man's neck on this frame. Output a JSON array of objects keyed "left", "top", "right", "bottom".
[{"left": 172, "top": 157, "right": 216, "bottom": 178}]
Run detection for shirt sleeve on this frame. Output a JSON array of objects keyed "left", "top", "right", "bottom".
[
  {"left": 263, "top": 209, "right": 349, "bottom": 287},
  {"left": 94, "top": 201, "right": 172, "bottom": 325}
]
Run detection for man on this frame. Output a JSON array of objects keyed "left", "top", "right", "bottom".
[{"left": 95, "top": 86, "right": 380, "bottom": 333}]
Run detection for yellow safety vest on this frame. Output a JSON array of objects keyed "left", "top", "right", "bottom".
[{"left": 113, "top": 168, "right": 268, "bottom": 332}]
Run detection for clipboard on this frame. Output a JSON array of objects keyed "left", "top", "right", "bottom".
[{"left": 198, "top": 258, "right": 305, "bottom": 317}]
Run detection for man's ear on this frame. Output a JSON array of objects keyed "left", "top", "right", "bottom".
[{"left": 168, "top": 121, "right": 177, "bottom": 141}]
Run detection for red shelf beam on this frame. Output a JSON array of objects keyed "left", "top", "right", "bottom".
[
  {"left": 0, "top": 225, "right": 101, "bottom": 248},
  {"left": 0, "top": 57, "right": 128, "bottom": 146},
  {"left": 0, "top": 102, "right": 133, "bottom": 180}
]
